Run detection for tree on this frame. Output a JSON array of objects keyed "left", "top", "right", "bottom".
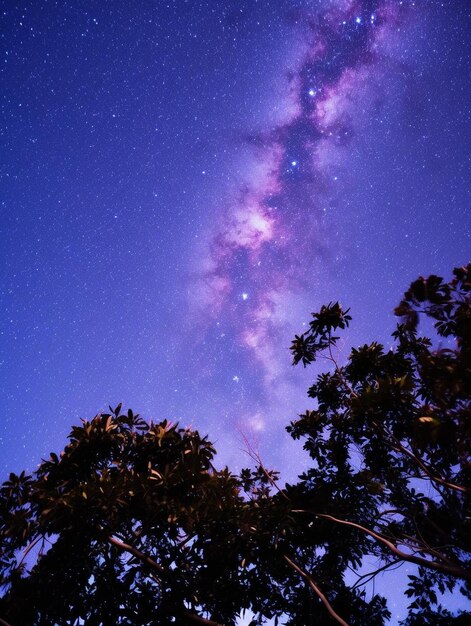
[
  {"left": 0, "top": 409, "right": 283, "bottom": 625},
  {"left": 285, "top": 263, "right": 471, "bottom": 624},
  {"left": 1, "top": 265, "right": 470, "bottom": 626}
]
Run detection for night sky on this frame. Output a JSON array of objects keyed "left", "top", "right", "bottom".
[{"left": 1, "top": 0, "right": 471, "bottom": 621}]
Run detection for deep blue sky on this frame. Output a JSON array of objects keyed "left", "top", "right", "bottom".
[{"left": 1, "top": 0, "right": 470, "bottom": 620}]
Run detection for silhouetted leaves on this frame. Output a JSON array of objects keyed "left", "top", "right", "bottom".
[
  {"left": 1, "top": 265, "right": 470, "bottom": 625},
  {"left": 289, "top": 264, "right": 471, "bottom": 625}
]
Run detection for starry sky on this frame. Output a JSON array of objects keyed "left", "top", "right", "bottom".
[{"left": 1, "top": 0, "right": 471, "bottom": 620}]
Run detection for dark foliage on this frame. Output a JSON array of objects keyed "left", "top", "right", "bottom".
[
  {"left": 1, "top": 265, "right": 470, "bottom": 625},
  {"left": 287, "top": 263, "right": 471, "bottom": 624},
  {"left": 0, "top": 410, "right": 283, "bottom": 625}
]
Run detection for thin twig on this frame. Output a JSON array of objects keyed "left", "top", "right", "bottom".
[
  {"left": 350, "top": 558, "right": 403, "bottom": 590},
  {"left": 327, "top": 337, "right": 358, "bottom": 399},
  {"left": 284, "top": 555, "right": 350, "bottom": 626},
  {"left": 239, "top": 429, "right": 290, "bottom": 500}
]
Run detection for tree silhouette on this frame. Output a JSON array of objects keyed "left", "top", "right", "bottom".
[
  {"left": 285, "top": 263, "right": 471, "bottom": 624},
  {"left": 0, "top": 411, "right": 280, "bottom": 625},
  {"left": 1, "top": 264, "right": 470, "bottom": 625}
]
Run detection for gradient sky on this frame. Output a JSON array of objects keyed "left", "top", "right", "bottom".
[{"left": 1, "top": 0, "right": 470, "bottom": 622}]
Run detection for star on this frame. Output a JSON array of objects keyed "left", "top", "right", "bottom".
[{"left": 242, "top": 292, "right": 249, "bottom": 301}]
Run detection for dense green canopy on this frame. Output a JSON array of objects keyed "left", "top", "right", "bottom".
[{"left": 1, "top": 265, "right": 470, "bottom": 625}]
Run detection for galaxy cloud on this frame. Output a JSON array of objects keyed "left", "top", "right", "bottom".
[{"left": 191, "top": 0, "right": 415, "bottom": 386}]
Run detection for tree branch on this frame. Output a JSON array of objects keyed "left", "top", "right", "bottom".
[
  {"left": 17, "top": 534, "right": 42, "bottom": 568},
  {"left": 107, "top": 535, "right": 166, "bottom": 575},
  {"left": 398, "top": 532, "right": 457, "bottom": 567},
  {"left": 375, "top": 423, "right": 468, "bottom": 494},
  {"left": 284, "top": 555, "right": 350, "bottom": 626},
  {"left": 293, "top": 512, "right": 471, "bottom": 582},
  {"left": 108, "top": 536, "right": 223, "bottom": 626},
  {"left": 350, "top": 558, "right": 403, "bottom": 590},
  {"left": 284, "top": 554, "right": 348, "bottom": 626}
]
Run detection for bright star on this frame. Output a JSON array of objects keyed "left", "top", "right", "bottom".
[
  {"left": 291, "top": 160, "right": 297, "bottom": 167},
  {"left": 355, "top": 16, "right": 362, "bottom": 24},
  {"left": 308, "top": 88, "right": 316, "bottom": 97},
  {"left": 232, "top": 375, "right": 240, "bottom": 383},
  {"left": 242, "top": 292, "right": 249, "bottom": 300}
]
